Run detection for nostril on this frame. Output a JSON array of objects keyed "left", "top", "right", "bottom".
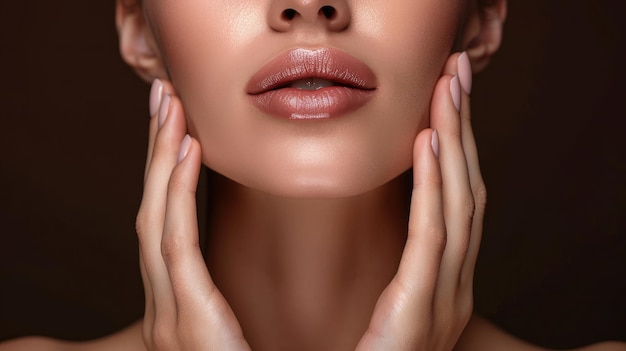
[
  {"left": 282, "top": 8, "right": 297, "bottom": 20},
  {"left": 320, "top": 6, "right": 336, "bottom": 19}
]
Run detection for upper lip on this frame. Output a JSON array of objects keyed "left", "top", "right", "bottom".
[{"left": 246, "top": 48, "right": 377, "bottom": 95}]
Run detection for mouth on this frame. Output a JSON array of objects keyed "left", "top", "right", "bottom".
[{"left": 247, "top": 48, "right": 377, "bottom": 120}]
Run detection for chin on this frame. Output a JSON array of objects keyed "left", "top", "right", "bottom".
[
  {"left": 214, "top": 160, "right": 410, "bottom": 199},
  {"left": 251, "top": 176, "right": 374, "bottom": 199}
]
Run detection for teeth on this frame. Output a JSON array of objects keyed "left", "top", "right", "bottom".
[{"left": 289, "top": 78, "right": 336, "bottom": 90}]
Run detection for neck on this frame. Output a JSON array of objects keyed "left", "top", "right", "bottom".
[{"left": 206, "top": 173, "right": 410, "bottom": 351}]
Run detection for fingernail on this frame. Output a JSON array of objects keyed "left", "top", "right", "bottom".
[
  {"left": 457, "top": 52, "right": 472, "bottom": 94},
  {"left": 158, "top": 94, "right": 171, "bottom": 128},
  {"left": 149, "top": 79, "right": 164, "bottom": 117},
  {"left": 431, "top": 129, "right": 440, "bottom": 158},
  {"left": 450, "top": 76, "right": 461, "bottom": 112},
  {"left": 178, "top": 134, "right": 192, "bottom": 162}
]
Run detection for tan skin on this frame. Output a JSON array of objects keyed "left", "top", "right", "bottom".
[{"left": 1, "top": 0, "right": 625, "bottom": 350}]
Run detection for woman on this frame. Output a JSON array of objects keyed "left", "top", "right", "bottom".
[{"left": 1, "top": 0, "right": 624, "bottom": 349}]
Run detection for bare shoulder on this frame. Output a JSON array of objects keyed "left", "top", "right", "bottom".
[
  {"left": 454, "top": 315, "right": 550, "bottom": 351},
  {"left": 0, "top": 321, "right": 146, "bottom": 351},
  {"left": 455, "top": 315, "right": 626, "bottom": 351}
]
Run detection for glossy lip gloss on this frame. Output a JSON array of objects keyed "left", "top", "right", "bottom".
[{"left": 246, "top": 48, "right": 377, "bottom": 120}]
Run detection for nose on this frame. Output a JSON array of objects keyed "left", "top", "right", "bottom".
[{"left": 268, "top": 0, "right": 351, "bottom": 32}]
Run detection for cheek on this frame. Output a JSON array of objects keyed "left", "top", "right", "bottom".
[
  {"left": 361, "top": 0, "right": 462, "bottom": 99},
  {"left": 148, "top": 1, "right": 266, "bottom": 103}
]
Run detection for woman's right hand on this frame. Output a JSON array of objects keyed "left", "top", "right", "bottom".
[{"left": 135, "top": 79, "right": 251, "bottom": 350}]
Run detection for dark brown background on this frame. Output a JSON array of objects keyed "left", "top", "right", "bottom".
[{"left": 1, "top": 0, "right": 625, "bottom": 348}]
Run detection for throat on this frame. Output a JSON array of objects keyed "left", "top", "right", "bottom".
[{"left": 204, "top": 175, "right": 409, "bottom": 350}]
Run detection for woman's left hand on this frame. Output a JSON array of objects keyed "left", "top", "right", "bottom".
[{"left": 356, "top": 52, "right": 484, "bottom": 351}]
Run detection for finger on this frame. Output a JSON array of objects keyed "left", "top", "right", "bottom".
[
  {"left": 145, "top": 79, "right": 176, "bottom": 181},
  {"left": 139, "top": 80, "right": 164, "bottom": 329},
  {"left": 456, "top": 53, "right": 487, "bottom": 282},
  {"left": 162, "top": 137, "right": 249, "bottom": 346},
  {"left": 140, "top": 79, "right": 177, "bottom": 338},
  {"left": 373, "top": 128, "right": 443, "bottom": 339},
  {"left": 429, "top": 68, "right": 473, "bottom": 292},
  {"left": 136, "top": 94, "right": 188, "bottom": 323},
  {"left": 444, "top": 52, "right": 486, "bottom": 281},
  {"left": 161, "top": 136, "right": 210, "bottom": 305},
  {"left": 397, "top": 127, "right": 444, "bottom": 301},
  {"left": 139, "top": 251, "right": 155, "bottom": 344}
]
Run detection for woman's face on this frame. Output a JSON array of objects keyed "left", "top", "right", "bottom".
[{"left": 142, "top": 0, "right": 469, "bottom": 198}]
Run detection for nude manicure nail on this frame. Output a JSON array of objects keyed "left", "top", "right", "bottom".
[
  {"left": 450, "top": 76, "right": 461, "bottom": 112},
  {"left": 457, "top": 52, "right": 472, "bottom": 94},
  {"left": 158, "top": 94, "right": 171, "bottom": 128},
  {"left": 178, "top": 134, "right": 192, "bottom": 162},
  {"left": 149, "top": 79, "right": 164, "bottom": 117},
  {"left": 431, "top": 129, "right": 440, "bottom": 158}
]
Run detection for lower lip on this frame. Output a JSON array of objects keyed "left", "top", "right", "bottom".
[{"left": 248, "top": 86, "right": 374, "bottom": 120}]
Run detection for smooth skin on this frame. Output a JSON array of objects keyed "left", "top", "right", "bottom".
[
  {"left": 2, "top": 55, "right": 624, "bottom": 351},
  {"left": 118, "top": 0, "right": 491, "bottom": 199},
  {"left": 136, "top": 52, "right": 480, "bottom": 351},
  {"left": 119, "top": 0, "right": 497, "bottom": 348},
  {"left": 0, "top": 52, "right": 488, "bottom": 351},
  {"left": 1, "top": 0, "right": 625, "bottom": 349}
]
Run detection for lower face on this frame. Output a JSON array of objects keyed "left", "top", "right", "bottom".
[{"left": 144, "top": 0, "right": 467, "bottom": 198}]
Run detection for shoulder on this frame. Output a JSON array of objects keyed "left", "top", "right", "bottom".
[
  {"left": 0, "top": 321, "right": 146, "bottom": 351},
  {"left": 454, "top": 315, "right": 550, "bottom": 351},
  {"left": 0, "top": 337, "right": 67, "bottom": 351}
]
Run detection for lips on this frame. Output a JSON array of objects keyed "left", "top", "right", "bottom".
[{"left": 247, "top": 48, "right": 377, "bottom": 120}]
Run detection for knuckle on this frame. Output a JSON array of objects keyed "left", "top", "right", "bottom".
[
  {"left": 135, "top": 209, "right": 150, "bottom": 241},
  {"left": 420, "top": 224, "right": 447, "bottom": 258},
  {"left": 473, "top": 183, "right": 488, "bottom": 210},
  {"left": 409, "top": 222, "right": 447, "bottom": 256},
  {"left": 432, "top": 228, "right": 447, "bottom": 256},
  {"left": 161, "top": 230, "right": 199, "bottom": 264},
  {"left": 167, "top": 170, "right": 197, "bottom": 200},
  {"left": 462, "top": 194, "right": 476, "bottom": 221},
  {"left": 151, "top": 324, "right": 176, "bottom": 350},
  {"left": 167, "top": 174, "right": 187, "bottom": 195},
  {"left": 161, "top": 231, "right": 184, "bottom": 262},
  {"left": 456, "top": 226, "right": 471, "bottom": 258},
  {"left": 413, "top": 173, "right": 443, "bottom": 189},
  {"left": 391, "top": 278, "right": 415, "bottom": 306}
]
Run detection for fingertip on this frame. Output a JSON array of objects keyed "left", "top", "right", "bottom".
[
  {"left": 177, "top": 134, "right": 192, "bottom": 163},
  {"left": 158, "top": 94, "right": 171, "bottom": 128},
  {"left": 413, "top": 128, "right": 437, "bottom": 159},
  {"left": 168, "top": 136, "right": 201, "bottom": 202},
  {"left": 431, "top": 129, "right": 440, "bottom": 159},
  {"left": 175, "top": 135, "right": 202, "bottom": 182},
  {"left": 149, "top": 79, "right": 164, "bottom": 117},
  {"left": 413, "top": 128, "right": 440, "bottom": 186},
  {"left": 430, "top": 74, "right": 463, "bottom": 136},
  {"left": 157, "top": 94, "right": 188, "bottom": 141},
  {"left": 442, "top": 52, "right": 462, "bottom": 76},
  {"left": 160, "top": 80, "right": 176, "bottom": 96},
  {"left": 457, "top": 52, "right": 472, "bottom": 95},
  {"left": 450, "top": 76, "right": 462, "bottom": 112}
]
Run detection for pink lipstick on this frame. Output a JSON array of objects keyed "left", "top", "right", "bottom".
[{"left": 247, "top": 48, "right": 377, "bottom": 120}]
